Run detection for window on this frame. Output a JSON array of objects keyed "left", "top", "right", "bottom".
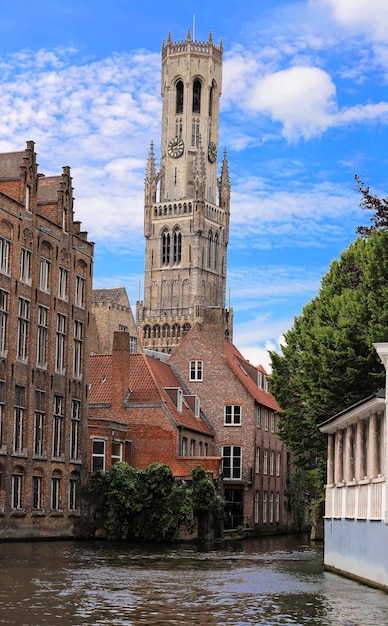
[
  {"left": 51, "top": 476, "right": 61, "bottom": 510},
  {"left": 192, "top": 79, "right": 201, "bottom": 113},
  {"left": 264, "top": 410, "right": 269, "bottom": 431},
  {"left": 177, "top": 388, "right": 183, "bottom": 412},
  {"left": 271, "top": 413, "right": 275, "bottom": 433},
  {"left": 173, "top": 230, "right": 182, "bottom": 264},
  {"left": 222, "top": 445, "right": 242, "bottom": 480},
  {"left": 70, "top": 399, "right": 81, "bottom": 460},
  {"left": 111, "top": 441, "right": 122, "bottom": 465},
  {"left": 14, "top": 386, "right": 26, "bottom": 453},
  {"left": 36, "top": 306, "right": 48, "bottom": 367},
  {"left": 254, "top": 490, "right": 259, "bottom": 524},
  {"left": 256, "top": 405, "right": 261, "bottom": 428},
  {"left": 0, "top": 290, "right": 8, "bottom": 355},
  {"left": 32, "top": 476, "right": 42, "bottom": 510},
  {"left": 17, "top": 298, "right": 30, "bottom": 361},
  {"left": 176, "top": 80, "right": 184, "bottom": 114},
  {"left": 270, "top": 450, "right": 275, "bottom": 476},
  {"left": 12, "top": 473, "right": 23, "bottom": 509},
  {"left": 55, "top": 314, "right": 66, "bottom": 373},
  {"left": 20, "top": 248, "right": 31, "bottom": 284},
  {"left": 255, "top": 447, "right": 260, "bottom": 474},
  {"left": 263, "top": 491, "right": 267, "bottom": 523},
  {"left": 181, "top": 437, "right": 187, "bottom": 456},
  {"left": 189, "top": 360, "right": 203, "bottom": 381},
  {"left": 34, "top": 390, "right": 45, "bottom": 457},
  {"left": 0, "top": 380, "right": 4, "bottom": 446},
  {"left": 275, "top": 492, "right": 280, "bottom": 523},
  {"left": 162, "top": 231, "right": 170, "bottom": 265},
  {"left": 52, "top": 395, "right": 63, "bottom": 458},
  {"left": 224, "top": 405, "right": 241, "bottom": 426},
  {"left": 269, "top": 491, "right": 274, "bottom": 523},
  {"left": 75, "top": 275, "right": 85, "bottom": 308},
  {"left": 129, "top": 336, "right": 137, "bottom": 353},
  {"left": 190, "top": 439, "right": 195, "bottom": 456},
  {"left": 69, "top": 475, "right": 79, "bottom": 511},
  {"left": 263, "top": 449, "right": 268, "bottom": 475},
  {"left": 276, "top": 451, "right": 281, "bottom": 477},
  {"left": 73, "top": 321, "right": 83, "bottom": 378},
  {"left": 58, "top": 267, "right": 68, "bottom": 301},
  {"left": 39, "top": 258, "right": 50, "bottom": 293},
  {"left": 0, "top": 237, "right": 10, "bottom": 274},
  {"left": 191, "top": 119, "right": 200, "bottom": 147},
  {"left": 257, "top": 371, "right": 263, "bottom": 389},
  {"left": 92, "top": 439, "right": 105, "bottom": 472}
]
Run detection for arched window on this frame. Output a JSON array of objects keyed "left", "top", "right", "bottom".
[
  {"left": 208, "top": 231, "right": 213, "bottom": 268},
  {"left": 162, "top": 231, "right": 170, "bottom": 266},
  {"left": 143, "top": 325, "right": 151, "bottom": 339},
  {"left": 214, "top": 232, "right": 219, "bottom": 270},
  {"left": 209, "top": 80, "right": 215, "bottom": 117},
  {"left": 162, "top": 324, "right": 170, "bottom": 338},
  {"left": 176, "top": 81, "right": 184, "bottom": 114},
  {"left": 192, "top": 79, "right": 201, "bottom": 114},
  {"left": 173, "top": 230, "right": 182, "bottom": 264},
  {"left": 182, "top": 323, "right": 191, "bottom": 335},
  {"left": 172, "top": 323, "right": 181, "bottom": 338},
  {"left": 153, "top": 324, "right": 161, "bottom": 339}
]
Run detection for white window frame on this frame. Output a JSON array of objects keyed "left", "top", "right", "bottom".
[
  {"left": 275, "top": 492, "right": 280, "bottom": 523},
  {"left": 36, "top": 306, "right": 48, "bottom": 368},
  {"left": 70, "top": 399, "right": 81, "bottom": 461},
  {"left": 224, "top": 404, "right": 241, "bottom": 426},
  {"left": 263, "top": 449, "right": 268, "bottom": 475},
  {"left": 271, "top": 413, "right": 275, "bottom": 433},
  {"left": 75, "top": 275, "right": 85, "bottom": 309},
  {"left": 17, "top": 298, "right": 30, "bottom": 361},
  {"left": 12, "top": 474, "right": 23, "bottom": 510},
  {"left": 269, "top": 491, "right": 274, "bottom": 523},
  {"left": 34, "top": 390, "right": 45, "bottom": 457},
  {"left": 263, "top": 491, "right": 267, "bottom": 524},
  {"left": 189, "top": 360, "right": 203, "bottom": 381},
  {"left": 92, "top": 439, "right": 106, "bottom": 472},
  {"left": 264, "top": 409, "right": 269, "bottom": 431},
  {"left": 52, "top": 395, "right": 63, "bottom": 458},
  {"left": 55, "top": 314, "right": 66, "bottom": 373},
  {"left": 0, "top": 237, "right": 10, "bottom": 275},
  {"left": 51, "top": 477, "right": 61, "bottom": 511},
  {"left": 222, "top": 445, "right": 242, "bottom": 480},
  {"left": 254, "top": 490, "right": 259, "bottom": 524},
  {"left": 20, "top": 248, "right": 32, "bottom": 285},
  {"left": 40, "top": 257, "right": 50, "bottom": 293},
  {"left": 0, "top": 289, "right": 8, "bottom": 356},
  {"left": 255, "top": 447, "right": 260, "bottom": 474},
  {"left": 14, "top": 386, "right": 25, "bottom": 453},
  {"left": 276, "top": 451, "right": 281, "bottom": 477},
  {"left": 0, "top": 380, "right": 4, "bottom": 447},
  {"left": 69, "top": 478, "right": 79, "bottom": 511},
  {"left": 32, "top": 476, "right": 42, "bottom": 510},
  {"left": 270, "top": 450, "right": 275, "bottom": 476},
  {"left": 129, "top": 336, "right": 137, "bottom": 353},
  {"left": 111, "top": 441, "right": 122, "bottom": 465},
  {"left": 73, "top": 321, "right": 83, "bottom": 378},
  {"left": 58, "top": 267, "right": 69, "bottom": 301}
]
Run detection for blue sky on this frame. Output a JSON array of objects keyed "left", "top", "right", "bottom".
[{"left": 1, "top": 0, "right": 387, "bottom": 369}]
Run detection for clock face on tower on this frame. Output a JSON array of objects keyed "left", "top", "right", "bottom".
[
  {"left": 168, "top": 136, "right": 184, "bottom": 158},
  {"left": 208, "top": 141, "right": 217, "bottom": 163}
]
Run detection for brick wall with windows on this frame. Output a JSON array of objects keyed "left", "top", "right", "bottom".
[{"left": 0, "top": 141, "right": 94, "bottom": 539}]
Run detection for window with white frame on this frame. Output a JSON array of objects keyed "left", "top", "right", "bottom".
[
  {"left": 270, "top": 450, "right": 275, "bottom": 476},
  {"left": 264, "top": 409, "right": 269, "bottom": 431},
  {"left": 190, "top": 439, "right": 195, "bottom": 456},
  {"left": 263, "top": 449, "right": 268, "bottom": 475},
  {"left": 12, "top": 472, "right": 23, "bottom": 509},
  {"left": 111, "top": 441, "right": 122, "bottom": 465},
  {"left": 75, "top": 275, "right": 85, "bottom": 308},
  {"left": 39, "top": 258, "right": 50, "bottom": 293},
  {"left": 0, "top": 237, "right": 10, "bottom": 275},
  {"left": 20, "top": 248, "right": 32, "bottom": 284},
  {"left": 14, "top": 386, "right": 25, "bottom": 453},
  {"left": 55, "top": 314, "right": 66, "bottom": 373},
  {"left": 17, "top": 298, "right": 30, "bottom": 361},
  {"left": 69, "top": 476, "right": 79, "bottom": 511},
  {"left": 70, "top": 399, "right": 81, "bottom": 460},
  {"left": 263, "top": 491, "right": 267, "bottom": 523},
  {"left": 271, "top": 412, "right": 275, "bottom": 433},
  {"left": 36, "top": 306, "right": 48, "bottom": 367},
  {"left": 129, "top": 336, "right": 137, "bottom": 353},
  {"left": 181, "top": 437, "right": 187, "bottom": 456},
  {"left": 269, "top": 491, "right": 274, "bottom": 523},
  {"left": 275, "top": 492, "right": 280, "bottom": 522},
  {"left": 51, "top": 476, "right": 61, "bottom": 510},
  {"left": 222, "top": 445, "right": 242, "bottom": 480},
  {"left": 257, "top": 370, "right": 263, "bottom": 389},
  {"left": 34, "top": 390, "right": 45, "bottom": 457},
  {"left": 92, "top": 439, "right": 105, "bottom": 472},
  {"left": 224, "top": 405, "right": 241, "bottom": 426},
  {"left": 254, "top": 490, "right": 259, "bottom": 524},
  {"left": 255, "top": 447, "right": 260, "bottom": 474},
  {"left": 58, "top": 267, "right": 68, "bottom": 301},
  {"left": 189, "top": 360, "right": 203, "bottom": 381},
  {"left": 73, "top": 321, "right": 83, "bottom": 378},
  {"left": 0, "top": 380, "right": 4, "bottom": 446},
  {"left": 52, "top": 395, "right": 63, "bottom": 458},
  {"left": 276, "top": 451, "right": 281, "bottom": 476},
  {"left": 32, "top": 476, "right": 42, "bottom": 510},
  {"left": 0, "top": 290, "right": 8, "bottom": 356}
]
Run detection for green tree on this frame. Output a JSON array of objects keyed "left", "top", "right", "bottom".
[
  {"left": 355, "top": 175, "right": 388, "bottom": 237},
  {"left": 270, "top": 230, "right": 388, "bottom": 470}
]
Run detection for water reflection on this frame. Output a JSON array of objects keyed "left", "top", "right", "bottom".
[{"left": 0, "top": 534, "right": 386, "bottom": 625}]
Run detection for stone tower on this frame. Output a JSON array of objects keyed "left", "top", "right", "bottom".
[{"left": 136, "top": 30, "right": 233, "bottom": 353}]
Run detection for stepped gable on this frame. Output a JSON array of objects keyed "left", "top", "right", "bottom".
[
  {"left": 0, "top": 150, "right": 24, "bottom": 178},
  {"left": 37, "top": 175, "right": 62, "bottom": 202},
  {"left": 222, "top": 340, "right": 280, "bottom": 412}
]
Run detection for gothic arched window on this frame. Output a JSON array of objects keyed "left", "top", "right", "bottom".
[
  {"left": 192, "top": 79, "right": 201, "bottom": 114},
  {"left": 153, "top": 324, "right": 161, "bottom": 339},
  {"left": 162, "top": 324, "right": 170, "bottom": 338},
  {"left": 162, "top": 230, "right": 170, "bottom": 266},
  {"left": 143, "top": 325, "right": 151, "bottom": 339},
  {"left": 176, "top": 80, "right": 184, "bottom": 114},
  {"left": 173, "top": 230, "right": 182, "bottom": 264},
  {"left": 214, "top": 232, "right": 219, "bottom": 270},
  {"left": 209, "top": 80, "right": 215, "bottom": 117},
  {"left": 207, "top": 231, "right": 213, "bottom": 268}
]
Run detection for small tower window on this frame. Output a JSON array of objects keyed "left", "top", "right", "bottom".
[
  {"left": 173, "top": 230, "right": 182, "bottom": 264},
  {"left": 176, "top": 81, "right": 184, "bottom": 114},
  {"left": 209, "top": 81, "right": 215, "bottom": 117},
  {"left": 193, "top": 79, "right": 201, "bottom": 114},
  {"left": 191, "top": 119, "right": 200, "bottom": 147},
  {"left": 162, "top": 231, "right": 170, "bottom": 265}
]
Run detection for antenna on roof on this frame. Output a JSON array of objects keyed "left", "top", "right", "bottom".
[{"left": 193, "top": 14, "right": 196, "bottom": 41}]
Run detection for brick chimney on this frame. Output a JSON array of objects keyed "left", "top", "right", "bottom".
[{"left": 111, "top": 331, "right": 131, "bottom": 408}]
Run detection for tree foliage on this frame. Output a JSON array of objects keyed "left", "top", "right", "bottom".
[
  {"left": 270, "top": 230, "right": 388, "bottom": 469},
  {"left": 85, "top": 462, "right": 219, "bottom": 542},
  {"left": 355, "top": 175, "right": 388, "bottom": 237}
]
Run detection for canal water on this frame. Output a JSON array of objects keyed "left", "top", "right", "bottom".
[{"left": 0, "top": 534, "right": 387, "bottom": 625}]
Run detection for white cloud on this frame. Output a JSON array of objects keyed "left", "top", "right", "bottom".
[{"left": 319, "top": 0, "right": 388, "bottom": 40}]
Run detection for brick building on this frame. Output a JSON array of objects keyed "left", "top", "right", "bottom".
[
  {"left": 90, "top": 287, "right": 141, "bottom": 354},
  {"left": 88, "top": 331, "right": 220, "bottom": 479},
  {"left": 169, "top": 307, "right": 293, "bottom": 532},
  {"left": 136, "top": 31, "right": 233, "bottom": 352},
  {"left": 0, "top": 141, "right": 93, "bottom": 538}
]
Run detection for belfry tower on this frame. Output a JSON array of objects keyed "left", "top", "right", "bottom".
[{"left": 136, "top": 30, "right": 232, "bottom": 353}]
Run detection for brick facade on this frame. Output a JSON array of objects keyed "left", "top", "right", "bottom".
[
  {"left": 0, "top": 141, "right": 93, "bottom": 538},
  {"left": 90, "top": 287, "right": 141, "bottom": 354},
  {"left": 169, "top": 307, "right": 294, "bottom": 532}
]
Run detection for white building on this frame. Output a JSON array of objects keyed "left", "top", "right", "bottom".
[{"left": 319, "top": 342, "right": 388, "bottom": 590}]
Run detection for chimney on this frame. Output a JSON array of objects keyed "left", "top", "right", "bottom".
[{"left": 111, "top": 331, "right": 131, "bottom": 408}]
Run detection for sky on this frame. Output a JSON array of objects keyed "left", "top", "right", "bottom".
[{"left": 1, "top": 0, "right": 387, "bottom": 370}]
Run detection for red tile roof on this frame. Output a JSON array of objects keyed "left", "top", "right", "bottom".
[{"left": 89, "top": 354, "right": 112, "bottom": 404}]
